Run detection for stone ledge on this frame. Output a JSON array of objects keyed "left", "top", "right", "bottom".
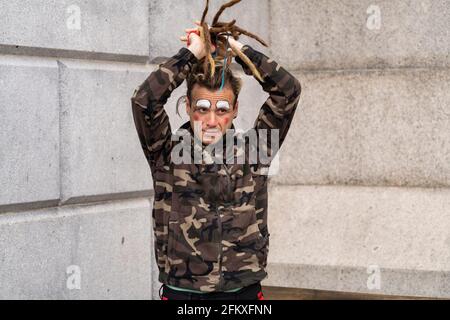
[{"left": 262, "top": 263, "right": 450, "bottom": 299}]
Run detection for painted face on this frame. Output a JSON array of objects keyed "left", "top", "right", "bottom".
[{"left": 186, "top": 84, "right": 239, "bottom": 145}]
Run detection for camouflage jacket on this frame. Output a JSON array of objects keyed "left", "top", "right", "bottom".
[{"left": 131, "top": 45, "right": 301, "bottom": 292}]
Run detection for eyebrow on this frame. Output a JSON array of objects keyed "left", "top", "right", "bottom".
[
  {"left": 195, "top": 99, "right": 212, "bottom": 108},
  {"left": 216, "top": 100, "right": 230, "bottom": 109},
  {"left": 194, "top": 99, "right": 232, "bottom": 109}
]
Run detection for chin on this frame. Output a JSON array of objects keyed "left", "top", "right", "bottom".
[
  {"left": 202, "top": 137, "right": 219, "bottom": 145},
  {"left": 200, "top": 129, "right": 223, "bottom": 144},
  {"left": 201, "top": 133, "right": 223, "bottom": 145}
]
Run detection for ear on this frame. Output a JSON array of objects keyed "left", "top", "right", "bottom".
[
  {"left": 233, "top": 100, "right": 239, "bottom": 119},
  {"left": 185, "top": 97, "right": 191, "bottom": 115}
]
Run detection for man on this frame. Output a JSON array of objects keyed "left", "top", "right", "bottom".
[{"left": 131, "top": 23, "right": 301, "bottom": 300}]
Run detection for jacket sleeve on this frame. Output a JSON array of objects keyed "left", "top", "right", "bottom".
[
  {"left": 235, "top": 45, "right": 302, "bottom": 158},
  {"left": 131, "top": 47, "right": 199, "bottom": 170}
]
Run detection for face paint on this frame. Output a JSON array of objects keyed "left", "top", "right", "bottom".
[
  {"left": 188, "top": 85, "right": 237, "bottom": 145},
  {"left": 216, "top": 100, "right": 230, "bottom": 111},
  {"left": 195, "top": 99, "right": 211, "bottom": 109}
]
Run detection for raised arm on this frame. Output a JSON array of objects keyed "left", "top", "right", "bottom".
[{"left": 131, "top": 47, "right": 199, "bottom": 170}]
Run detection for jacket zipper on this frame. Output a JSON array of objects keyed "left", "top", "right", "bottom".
[
  {"left": 216, "top": 166, "right": 223, "bottom": 290},
  {"left": 219, "top": 164, "right": 233, "bottom": 290},
  {"left": 225, "top": 164, "right": 232, "bottom": 197},
  {"left": 217, "top": 205, "right": 223, "bottom": 290},
  {"left": 217, "top": 164, "right": 232, "bottom": 290}
]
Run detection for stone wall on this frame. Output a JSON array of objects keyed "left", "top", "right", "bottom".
[{"left": 0, "top": 0, "right": 448, "bottom": 299}]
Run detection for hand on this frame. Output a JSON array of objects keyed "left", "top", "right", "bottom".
[{"left": 180, "top": 21, "right": 216, "bottom": 60}]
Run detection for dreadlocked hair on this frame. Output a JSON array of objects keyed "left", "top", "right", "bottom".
[
  {"left": 176, "top": 61, "right": 242, "bottom": 117},
  {"left": 176, "top": 0, "right": 268, "bottom": 116},
  {"left": 197, "top": 0, "right": 268, "bottom": 83}
]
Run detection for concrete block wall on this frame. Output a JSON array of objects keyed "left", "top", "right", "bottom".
[
  {"left": 0, "top": 0, "right": 154, "bottom": 299},
  {"left": 264, "top": 0, "right": 450, "bottom": 298},
  {"left": 0, "top": 0, "right": 448, "bottom": 299}
]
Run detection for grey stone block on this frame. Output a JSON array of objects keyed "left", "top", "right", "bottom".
[
  {"left": 263, "top": 263, "right": 450, "bottom": 299},
  {"left": 149, "top": 0, "right": 270, "bottom": 60},
  {"left": 270, "top": 0, "right": 450, "bottom": 70},
  {"left": 263, "top": 263, "right": 450, "bottom": 298},
  {"left": 272, "top": 68, "right": 450, "bottom": 187},
  {"left": 262, "top": 185, "right": 450, "bottom": 298},
  {"left": 0, "top": 198, "right": 153, "bottom": 300},
  {"left": 58, "top": 60, "right": 153, "bottom": 202},
  {"left": 0, "top": 0, "right": 149, "bottom": 59},
  {"left": 0, "top": 56, "right": 59, "bottom": 207}
]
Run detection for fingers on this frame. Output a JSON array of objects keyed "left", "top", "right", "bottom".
[
  {"left": 180, "top": 26, "right": 200, "bottom": 43},
  {"left": 180, "top": 21, "right": 211, "bottom": 43},
  {"left": 194, "top": 20, "right": 210, "bottom": 29},
  {"left": 180, "top": 34, "right": 195, "bottom": 43},
  {"left": 184, "top": 21, "right": 205, "bottom": 34}
]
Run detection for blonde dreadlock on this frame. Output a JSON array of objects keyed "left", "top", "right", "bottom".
[{"left": 197, "top": 0, "right": 268, "bottom": 83}]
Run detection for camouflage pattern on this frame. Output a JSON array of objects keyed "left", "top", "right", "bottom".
[{"left": 131, "top": 45, "right": 301, "bottom": 292}]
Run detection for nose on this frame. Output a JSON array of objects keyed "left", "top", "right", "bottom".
[{"left": 206, "top": 111, "right": 218, "bottom": 127}]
